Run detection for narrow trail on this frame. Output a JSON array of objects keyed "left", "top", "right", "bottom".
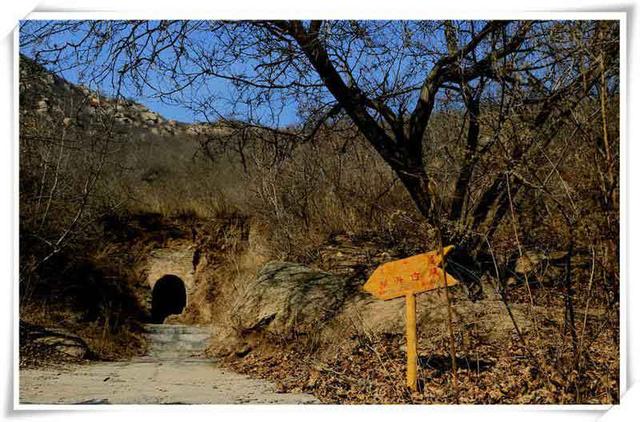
[{"left": 20, "top": 324, "right": 319, "bottom": 404}]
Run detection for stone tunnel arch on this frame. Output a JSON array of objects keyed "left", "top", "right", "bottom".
[{"left": 151, "top": 274, "right": 187, "bottom": 323}]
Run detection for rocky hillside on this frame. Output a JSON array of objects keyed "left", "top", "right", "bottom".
[{"left": 19, "top": 54, "right": 200, "bottom": 137}]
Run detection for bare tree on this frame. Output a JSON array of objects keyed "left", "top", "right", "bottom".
[{"left": 20, "top": 19, "right": 619, "bottom": 272}]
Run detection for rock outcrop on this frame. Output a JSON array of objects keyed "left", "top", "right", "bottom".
[
  {"left": 233, "top": 262, "right": 349, "bottom": 337},
  {"left": 20, "top": 54, "right": 277, "bottom": 145},
  {"left": 19, "top": 54, "right": 186, "bottom": 137}
]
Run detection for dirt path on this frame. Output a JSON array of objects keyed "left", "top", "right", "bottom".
[{"left": 20, "top": 324, "right": 319, "bottom": 404}]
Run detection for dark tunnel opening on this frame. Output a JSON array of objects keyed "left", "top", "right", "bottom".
[{"left": 151, "top": 274, "right": 187, "bottom": 323}]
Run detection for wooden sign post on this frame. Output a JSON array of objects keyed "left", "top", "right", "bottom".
[
  {"left": 405, "top": 292, "right": 417, "bottom": 390},
  {"left": 363, "top": 245, "right": 459, "bottom": 392}
]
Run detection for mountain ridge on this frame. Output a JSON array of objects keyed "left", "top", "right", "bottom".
[{"left": 19, "top": 54, "right": 223, "bottom": 138}]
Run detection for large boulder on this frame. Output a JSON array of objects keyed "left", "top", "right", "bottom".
[{"left": 234, "top": 262, "right": 349, "bottom": 337}]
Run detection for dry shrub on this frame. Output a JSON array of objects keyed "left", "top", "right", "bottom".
[{"left": 241, "top": 128, "right": 427, "bottom": 261}]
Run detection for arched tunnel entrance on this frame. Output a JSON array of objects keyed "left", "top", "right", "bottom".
[{"left": 151, "top": 274, "right": 187, "bottom": 323}]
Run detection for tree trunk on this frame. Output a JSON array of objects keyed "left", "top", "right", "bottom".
[{"left": 392, "top": 163, "right": 433, "bottom": 226}]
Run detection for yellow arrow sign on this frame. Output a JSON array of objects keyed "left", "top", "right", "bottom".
[
  {"left": 363, "top": 245, "right": 459, "bottom": 301},
  {"left": 363, "top": 245, "right": 460, "bottom": 392}
]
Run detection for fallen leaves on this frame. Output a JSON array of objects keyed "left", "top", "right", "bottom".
[{"left": 224, "top": 323, "right": 619, "bottom": 404}]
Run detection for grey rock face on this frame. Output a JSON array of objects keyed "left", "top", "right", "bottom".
[{"left": 234, "top": 261, "right": 348, "bottom": 337}]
